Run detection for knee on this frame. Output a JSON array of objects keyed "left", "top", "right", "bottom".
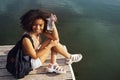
[
  {"left": 51, "top": 48, "right": 57, "bottom": 52},
  {"left": 51, "top": 51, "right": 58, "bottom": 55}
]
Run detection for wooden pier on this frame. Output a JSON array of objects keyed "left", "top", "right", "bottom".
[{"left": 0, "top": 45, "right": 76, "bottom": 80}]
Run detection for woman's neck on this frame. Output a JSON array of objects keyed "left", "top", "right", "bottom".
[
  {"left": 26, "top": 32, "right": 41, "bottom": 49},
  {"left": 27, "top": 32, "right": 39, "bottom": 37}
]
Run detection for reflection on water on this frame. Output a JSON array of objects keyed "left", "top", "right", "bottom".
[{"left": 0, "top": 0, "right": 120, "bottom": 80}]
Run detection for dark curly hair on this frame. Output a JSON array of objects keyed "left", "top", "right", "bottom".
[{"left": 20, "top": 9, "right": 51, "bottom": 32}]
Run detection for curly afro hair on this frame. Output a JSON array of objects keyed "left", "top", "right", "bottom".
[{"left": 20, "top": 9, "right": 51, "bottom": 32}]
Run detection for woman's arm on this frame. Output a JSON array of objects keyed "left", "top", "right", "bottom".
[
  {"left": 51, "top": 21, "right": 59, "bottom": 41},
  {"left": 22, "top": 38, "right": 58, "bottom": 59},
  {"left": 22, "top": 38, "right": 51, "bottom": 59},
  {"left": 43, "top": 15, "right": 59, "bottom": 41}
]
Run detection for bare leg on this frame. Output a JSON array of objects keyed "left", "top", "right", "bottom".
[
  {"left": 39, "top": 39, "right": 58, "bottom": 63},
  {"left": 38, "top": 39, "right": 51, "bottom": 63},
  {"left": 51, "top": 50, "right": 57, "bottom": 64},
  {"left": 52, "top": 42, "right": 71, "bottom": 59},
  {"left": 39, "top": 39, "right": 70, "bottom": 63}
]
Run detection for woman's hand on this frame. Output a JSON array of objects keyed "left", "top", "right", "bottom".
[
  {"left": 46, "top": 14, "right": 57, "bottom": 23},
  {"left": 44, "top": 14, "right": 59, "bottom": 41},
  {"left": 52, "top": 14, "right": 57, "bottom": 23}
]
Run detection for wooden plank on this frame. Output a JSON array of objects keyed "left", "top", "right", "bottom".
[
  {"left": 0, "top": 54, "right": 65, "bottom": 61},
  {"left": 0, "top": 46, "right": 12, "bottom": 56},
  {"left": 68, "top": 64, "right": 76, "bottom": 80},
  {"left": 0, "top": 65, "right": 71, "bottom": 76},
  {"left": 0, "top": 45, "right": 75, "bottom": 80},
  {"left": 0, "top": 45, "right": 14, "bottom": 56},
  {"left": 23, "top": 72, "right": 72, "bottom": 80},
  {"left": 0, "top": 72, "right": 72, "bottom": 80},
  {"left": 0, "top": 45, "right": 14, "bottom": 48},
  {"left": 0, "top": 58, "right": 66, "bottom": 69},
  {"left": 0, "top": 76, "right": 16, "bottom": 80},
  {"left": 0, "top": 45, "right": 66, "bottom": 58},
  {"left": 0, "top": 61, "right": 6, "bottom": 68}
]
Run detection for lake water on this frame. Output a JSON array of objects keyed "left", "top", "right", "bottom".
[{"left": 0, "top": 0, "right": 120, "bottom": 80}]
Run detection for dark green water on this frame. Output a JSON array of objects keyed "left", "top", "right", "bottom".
[{"left": 0, "top": 0, "right": 120, "bottom": 80}]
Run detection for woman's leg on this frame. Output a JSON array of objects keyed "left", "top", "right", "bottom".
[
  {"left": 39, "top": 39, "right": 71, "bottom": 63},
  {"left": 39, "top": 39, "right": 58, "bottom": 64},
  {"left": 39, "top": 40, "right": 81, "bottom": 73},
  {"left": 51, "top": 50, "right": 57, "bottom": 64},
  {"left": 38, "top": 39, "right": 51, "bottom": 63},
  {"left": 52, "top": 42, "right": 71, "bottom": 59}
]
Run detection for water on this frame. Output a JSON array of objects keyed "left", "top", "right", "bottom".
[{"left": 0, "top": 0, "right": 120, "bottom": 80}]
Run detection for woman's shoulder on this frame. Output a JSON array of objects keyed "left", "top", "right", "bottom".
[
  {"left": 22, "top": 37, "right": 32, "bottom": 47},
  {"left": 21, "top": 33, "right": 34, "bottom": 48}
]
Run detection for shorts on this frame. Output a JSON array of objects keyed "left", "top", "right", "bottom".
[{"left": 31, "top": 58, "right": 42, "bottom": 69}]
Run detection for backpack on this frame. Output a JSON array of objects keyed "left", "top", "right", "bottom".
[{"left": 6, "top": 34, "right": 34, "bottom": 79}]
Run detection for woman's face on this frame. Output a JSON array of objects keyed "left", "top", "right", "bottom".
[{"left": 32, "top": 19, "right": 45, "bottom": 34}]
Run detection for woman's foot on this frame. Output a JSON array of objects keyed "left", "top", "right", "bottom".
[
  {"left": 46, "top": 63, "right": 66, "bottom": 73},
  {"left": 66, "top": 54, "right": 83, "bottom": 65}
]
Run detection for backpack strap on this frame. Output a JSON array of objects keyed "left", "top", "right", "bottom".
[{"left": 20, "top": 34, "right": 35, "bottom": 58}]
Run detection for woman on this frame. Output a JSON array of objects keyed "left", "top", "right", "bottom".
[{"left": 20, "top": 9, "right": 82, "bottom": 73}]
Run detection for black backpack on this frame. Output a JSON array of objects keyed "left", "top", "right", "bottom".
[{"left": 6, "top": 34, "right": 34, "bottom": 79}]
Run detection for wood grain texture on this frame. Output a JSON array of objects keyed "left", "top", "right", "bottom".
[{"left": 0, "top": 45, "right": 75, "bottom": 80}]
